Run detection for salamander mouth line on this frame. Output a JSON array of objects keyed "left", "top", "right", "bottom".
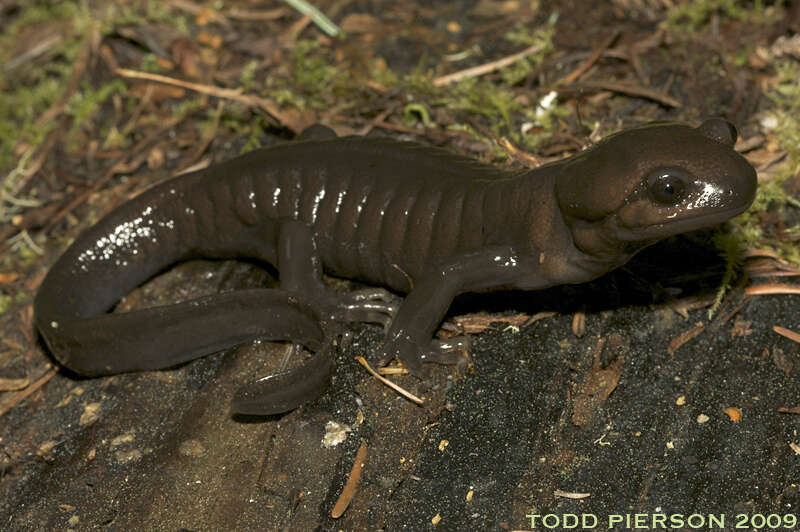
[{"left": 617, "top": 202, "right": 752, "bottom": 240}]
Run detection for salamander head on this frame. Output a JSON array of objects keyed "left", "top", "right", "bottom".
[{"left": 555, "top": 118, "right": 757, "bottom": 261}]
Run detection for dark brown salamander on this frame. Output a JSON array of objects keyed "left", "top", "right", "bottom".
[{"left": 34, "top": 118, "right": 757, "bottom": 414}]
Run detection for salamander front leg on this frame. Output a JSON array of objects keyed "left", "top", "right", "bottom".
[
  {"left": 378, "top": 246, "right": 544, "bottom": 375},
  {"left": 377, "top": 276, "right": 462, "bottom": 375}
]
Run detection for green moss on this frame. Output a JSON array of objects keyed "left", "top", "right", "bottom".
[
  {"left": 168, "top": 98, "right": 206, "bottom": 121},
  {"left": 221, "top": 107, "right": 275, "bottom": 153},
  {"left": 292, "top": 40, "right": 338, "bottom": 94},
  {"left": 439, "top": 78, "right": 521, "bottom": 136},
  {"left": 261, "top": 40, "right": 349, "bottom": 110},
  {"left": 59, "top": 80, "right": 126, "bottom": 154},
  {"left": 401, "top": 68, "right": 435, "bottom": 97},
  {"left": 238, "top": 59, "right": 260, "bottom": 93},
  {"left": 733, "top": 160, "right": 800, "bottom": 266},
  {"left": 0, "top": 2, "right": 84, "bottom": 62},
  {"left": 500, "top": 18, "right": 556, "bottom": 85},
  {"left": 102, "top": 126, "right": 129, "bottom": 150},
  {"left": 268, "top": 87, "right": 308, "bottom": 110},
  {"left": 708, "top": 230, "right": 746, "bottom": 318},
  {"left": 767, "top": 61, "right": 800, "bottom": 162},
  {"left": 731, "top": 59, "right": 800, "bottom": 266},
  {"left": 0, "top": 77, "right": 61, "bottom": 171},
  {"left": 139, "top": 53, "right": 167, "bottom": 74},
  {"left": 504, "top": 12, "right": 558, "bottom": 47},
  {"left": 750, "top": 171, "right": 799, "bottom": 213},
  {"left": 0, "top": 0, "right": 196, "bottom": 169},
  {"left": 111, "top": 0, "right": 188, "bottom": 31},
  {"left": 0, "top": 1, "right": 86, "bottom": 172},
  {"left": 67, "top": 79, "right": 126, "bottom": 132},
  {"left": 369, "top": 58, "right": 400, "bottom": 88},
  {"left": 0, "top": 292, "right": 11, "bottom": 315},
  {"left": 729, "top": 46, "right": 753, "bottom": 68},
  {"left": 402, "top": 103, "right": 434, "bottom": 128},
  {"left": 400, "top": 18, "right": 559, "bottom": 146},
  {"left": 521, "top": 93, "right": 571, "bottom": 152},
  {"left": 663, "top": 0, "right": 780, "bottom": 32}
]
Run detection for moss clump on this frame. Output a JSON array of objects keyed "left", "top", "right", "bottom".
[
  {"left": 767, "top": 61, "right": 800, "bottom": 162},
  {"left": 708, "top": 230, "right": 746, "bottom": 317},
  {"left": 65, "top": 79, "right": 127, "bottom": 143},
  {"left": 500, "top": 16, "right": 556, "bottom": 85},
  {"left": 444, "top": 78, "right": 521, "bottom": 134},
  {"left": 664, "top": 0, "right": 780, "bottom": 32},
  {"left": 732, "top": 59, "right": 800, "bottom": 266},
  {"left": 221, "top": 106, "right": 276, "bottom": 153},
  {"left": 291, "top": 40, "right": 341, "bottom": 104},
  {"left": 0, "top": 1, "right": 85, "bottom": 172}
]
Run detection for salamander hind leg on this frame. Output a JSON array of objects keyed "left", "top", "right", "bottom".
[
  {"left": 277, "top": 220, "right": 397, "bottom": 328},
  {"left": 230, "top": 221, "right": 398, "bottom": 414}
]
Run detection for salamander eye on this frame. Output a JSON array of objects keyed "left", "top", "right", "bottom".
[{"left": 648, "top": 168, "right": 688, "bottom": 205}]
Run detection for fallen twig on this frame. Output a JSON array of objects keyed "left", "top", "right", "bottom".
[
  {"left": 745, "top": 283, "right": 800, "bottom": 296},
  {"left": 773, "top": 325, "right": 800, "bottom": 344},
  {"left": 169, "top": 0, "right": 232, "bottom": 27},
  {"left": 354, "top": 356, "right": 424, "bottom": 405},
  {"left": 554, "top": 489, "right": 590, "bottom": 499},
  {"left": 433, "top": 43, "right": 545, "bottom": 87},
  {"left": 331, "top": 441, "right": 368, "bottom": 518},
  {"left": 0, "top": 366, "right": 58, "bottom": 418},
  {"left": 558, "top": 31, "right": 620, "bottom": 85},
  {"left": 225, "top": 7, "right": 289, "bottom": 20},
  {"left": 356, "top": 103, "right": 399, "bottom": 136},
  {"left": 668, "top": 294, "right": 717, "bottom": 319},
  {"left": 284, "top": 0, "right": 341, "bottom": 37},
  {"left": 745, "top": 258, "right": 800, "bottom": 277},
  {"left": 483, "top": 131, "right": 541, "bottom": 168},
  {"left": 177, "top": 100, "right": 225, "bottom": 173},
  {"left": 115, "top": 68, "right": 299, "bottom": 132},
  {"left": 667, "top": 322, "right": 705, "bottom": 357},
  {"left": 565, "top": 80, "right": 682, "bottom": 108}
]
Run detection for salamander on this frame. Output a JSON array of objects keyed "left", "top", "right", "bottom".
[{"left": 34, "top": 118, "right": 757, "bottom": 414}]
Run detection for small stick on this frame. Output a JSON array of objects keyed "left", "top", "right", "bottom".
[
  {"left": 565, "top": 80, "right": 682, "bottom": 108},
  {"left": 558, "top": 31, "right": 620, "bottom": 85},
  {"left": 226, "top": 7, "right": 288, "bottom": 20},
  {"left": 433, "top": 43, "right": 545, "bottom": 87},
  {"left": 554, "top": 489, "right": 590, "bottom": 499},
  {"left": 283, "top": 0, "right": 341, "bottom": 37},
  {"left": 356, "top": 103, "right": 399, "bottom": 136},
  {"left": 667, "top": 323, "right": 705, "bottom": 357},
  {"left": 354, "top": 356, "right": 424, "bottom": 405},
  {"left": 115, "top": 68, "right": 296, "bottom": 132},
  {"left": 773, "top": 325, "right": 800, "bottom": 344},
  {"left": 745, "top": 283, "right": 800, "bottom": 296},
  {"left": 331, "top": 441, "right": 368, "bottom": 518},
  {"left": 0, "top": 367, "right": 58, "bottom": 418},
  {"left": 485, "top": 132, "right": 541, "bottom": 168},
  {"left": 177, "top": 100, "right": 225, "bottom": 173},
  {"left": 169, "top": 0, "right": 232, "bottom": 27}
]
